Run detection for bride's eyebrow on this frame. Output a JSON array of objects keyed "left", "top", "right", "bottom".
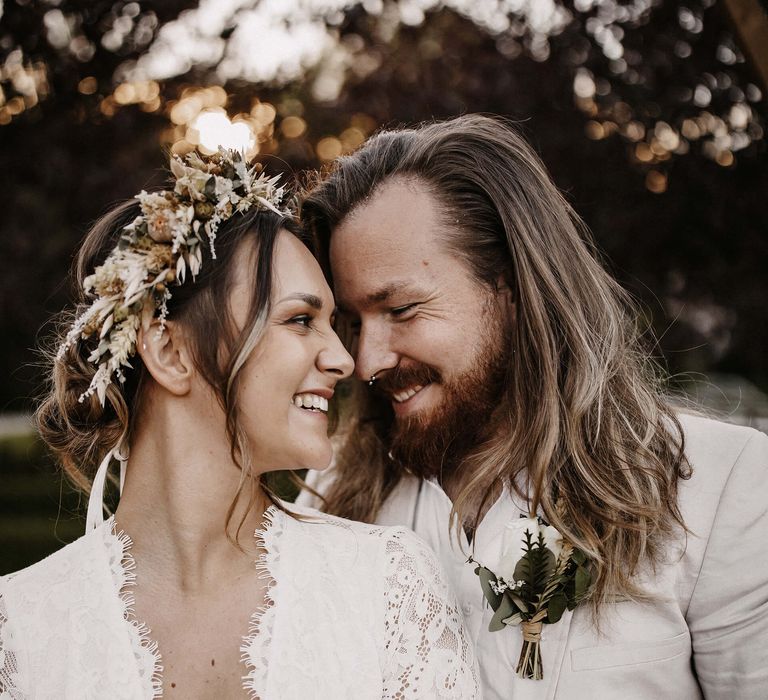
[{"left": 276, "top": 293, "right": 323, "bottom": 310}]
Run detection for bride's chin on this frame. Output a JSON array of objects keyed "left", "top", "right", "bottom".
[{"left": 307, "top": 455, "right": 333, "bottom": 472}]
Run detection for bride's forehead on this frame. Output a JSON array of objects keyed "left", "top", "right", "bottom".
[{"left": 271, "top": 233, "right": 332, "bottom": 300}]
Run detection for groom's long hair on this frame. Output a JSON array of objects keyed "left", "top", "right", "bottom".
[{"left": 301, "top": 114, "right": 690, "bottom": 613}]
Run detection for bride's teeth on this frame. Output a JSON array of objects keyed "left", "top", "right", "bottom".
[{"left": 292, "top": 393, "right": 330, "bottom": 412}]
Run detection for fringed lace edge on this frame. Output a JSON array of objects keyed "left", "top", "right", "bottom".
[
  {"left": 241, "top": 505, "right": 284, "bottom": 700},
  {"left": 105, "top": 518, "right": 164, "bottom": 699}
]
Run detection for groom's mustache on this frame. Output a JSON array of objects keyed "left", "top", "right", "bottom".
[{"left": 372, "top": 363, "right": 441, "bottom": 398}]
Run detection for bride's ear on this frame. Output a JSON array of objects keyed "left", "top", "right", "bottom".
[{"left": 137, "top": 320, "right": 194, "bottom": 396}]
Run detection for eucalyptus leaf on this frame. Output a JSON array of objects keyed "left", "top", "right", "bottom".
[
  {"left": 502, "top": 612, "right": 523, "bottom": 626},
  {"left": 508, "top": 591, "right": 530, "bottom": 613},
  {"left": 575, "top": 566, "right": 591, "bottom": 600},
  {"left": 477, "top": 566, "right": 502, "bottom": 611},
  {"left": 489, "top": 593, "right": 517, "bottom": 632},
  {"left": 572, "top": 549, "right": 587, "bottom": 566},
  {"left": 547, "top": 593, "right": 568, "bottom": 623}
]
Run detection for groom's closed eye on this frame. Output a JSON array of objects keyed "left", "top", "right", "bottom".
[{"left": 389, "top": 303, "right": 419, "bottom": 319}]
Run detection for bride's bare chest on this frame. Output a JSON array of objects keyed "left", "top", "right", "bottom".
[{"left": 131, "top": 573, "right": 270, "bottom": 698}]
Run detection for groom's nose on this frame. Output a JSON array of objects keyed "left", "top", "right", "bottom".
[{"left": 353, "top": 320, "right": 399, "bottom": 382}]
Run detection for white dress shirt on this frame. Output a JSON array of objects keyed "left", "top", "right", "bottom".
[{"left": 301, "top": 413, "right": 768, "bottom": 699}]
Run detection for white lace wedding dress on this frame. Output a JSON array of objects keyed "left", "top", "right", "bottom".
[{"left": 0, "top": 504, "right": 479, "bottom": 699}]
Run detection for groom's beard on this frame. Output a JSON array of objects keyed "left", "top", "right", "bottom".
[{"left": 377, "top": 317, "right": 511, "bottom": 481}]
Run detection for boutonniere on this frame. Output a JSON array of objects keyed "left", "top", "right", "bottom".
[{"left": 469, "top": 515, "right": 592, "bottom": 680}]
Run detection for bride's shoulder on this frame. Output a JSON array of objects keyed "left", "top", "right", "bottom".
[
  {"left": 1, "top": 522, "right": 114, "bottom": 602},
  {"left": 278, "top": 502, "right": 440, "bottom": 575},
  {"left": 282, "top": 500, "right": 416, "bottom": 540}
]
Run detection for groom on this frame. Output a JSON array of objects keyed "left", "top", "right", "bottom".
[{"left": 298, "top": 115, "right": 768, "bottom": 698}]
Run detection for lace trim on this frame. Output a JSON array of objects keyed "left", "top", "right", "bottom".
[
  {"left": 0, "top": 589, "right": 26, "bottom": 700},
  {"left": 104, "top": 518, "right": 164, "bottom": 699},
  {"left": 241, "top": 505, "right": 283, "bottom": 700},
  {"left": 381, "top": 528, "right": 481, "bottom": 698}
]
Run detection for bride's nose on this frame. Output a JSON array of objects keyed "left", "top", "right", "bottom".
[{"left": 317, "top": 331, "right": 354, "bottom": 379}]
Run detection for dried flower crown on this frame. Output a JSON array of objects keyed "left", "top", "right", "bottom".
[{"left": 58, "top": 148, "right": 290, "bottom": 406}]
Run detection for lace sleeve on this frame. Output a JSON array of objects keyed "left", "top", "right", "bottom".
[
  {"left": 381, "top": 529, "right": 480, "bottom": 699},
  {"left": 0, "top": 588, "right": 28, "bottom": 700}
]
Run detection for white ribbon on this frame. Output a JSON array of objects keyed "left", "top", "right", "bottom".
[{"left": 85, "top": 443, "right": 128, "bottom": 532}]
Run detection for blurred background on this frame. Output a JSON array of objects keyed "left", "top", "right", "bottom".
[{"left": 1, "top": 0, "right": 767, "bottom": 574}]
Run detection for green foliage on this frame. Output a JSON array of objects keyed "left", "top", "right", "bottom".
[
  {"left": 474, "top": 524, "right": 594, "bottom": 635},
  {"left": 574, "top": 562, "right": 592, "bottom": 603},
  {"left": 514, "top": 531, "right": 556, "bottom": 597},
  {"left": 476, "top": 565, "right": 502, "bottom": 611},
  {"left": 546, "top": 593, "right": 568, "bottom": 624},
  {"left": 489, "top": 593, "right": 518, "bottom": 632},
  {"left": 572, "top": 549, "right": 587, "bottom": 566}
]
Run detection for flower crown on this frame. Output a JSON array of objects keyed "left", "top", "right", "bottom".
[{"left": 58, "top": 148, "right": 290, "bottom": 406}]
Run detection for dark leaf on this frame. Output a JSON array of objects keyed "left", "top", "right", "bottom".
[
  {"left": 508, "top": 591, "right": 530, "bottom": 613},
  {"left": 204, "top": 175, "right": 216, "bottom": 198},
  {"left": 489, "top": 593, "right": 517, "bottom": 632},
  {"left": 575, "top": 565, "right": 591, "bottom": 600},
  {"left": 547, "top": 593, "right": 568, "bottom": 623},
  {"left": 476, "top": 566, "right": 502, "bottom": 611},
  {"left": 514, "top": 545, "right": 556, "bottom": 595}
]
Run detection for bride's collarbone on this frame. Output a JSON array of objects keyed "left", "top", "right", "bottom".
[{"left": 131, "top": 570, "right": 270, "bottom": 698}]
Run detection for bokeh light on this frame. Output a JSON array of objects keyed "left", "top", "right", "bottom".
[{"left": 189, "top": 110, "right": 256, "bottom": 154}]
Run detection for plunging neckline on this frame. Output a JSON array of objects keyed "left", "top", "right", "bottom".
[{"left": 102, "top": 505, "right": 284, "bottom": 698}]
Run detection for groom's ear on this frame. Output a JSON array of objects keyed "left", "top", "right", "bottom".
[
  {"left": 137, "top": 320, "right": 194, "bottom": 396},
  {"left": 496, "top": 275, "right": 517, "bottom": 323}
]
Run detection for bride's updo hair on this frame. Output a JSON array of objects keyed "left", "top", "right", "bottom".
[{"left": 37, "top": 195, "right": 303, "bottom": 522}]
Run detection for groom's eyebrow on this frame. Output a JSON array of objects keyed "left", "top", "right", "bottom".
[
  {"left": 336, "top": 281, "right": 424, "bottom": 314},
  {"left": 365, "top": 281, "right": 420, "bottom": 305},
  {"left": 277, "top": 293, "right": 323, "bottom": 309}
]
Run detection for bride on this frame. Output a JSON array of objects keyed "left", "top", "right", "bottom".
[{"left": 0, "top": 151, "right": 479, "bottom": 698}]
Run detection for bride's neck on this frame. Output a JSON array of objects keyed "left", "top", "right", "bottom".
[{"left": 114, "top": 388, "right": 269, "bottom": 590}]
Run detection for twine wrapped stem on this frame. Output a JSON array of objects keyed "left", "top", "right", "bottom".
[{"left": 517, "top": 620, "right": 544, "bottom": 679}]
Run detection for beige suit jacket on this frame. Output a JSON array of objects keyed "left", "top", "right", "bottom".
[{"left": 301, "top": 413, "right": 768, "bottom": 699}]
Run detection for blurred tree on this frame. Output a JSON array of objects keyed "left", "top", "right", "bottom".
[{"left": 1, "top": 0, "right": 767, "bottom": 413}]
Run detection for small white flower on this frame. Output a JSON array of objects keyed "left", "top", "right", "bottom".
[
  {"left": 214, "top": 175, "right": 234, "bottom": 201},
  {"left": 489, "top": 579, "right": 509, "bottom": 595}
]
